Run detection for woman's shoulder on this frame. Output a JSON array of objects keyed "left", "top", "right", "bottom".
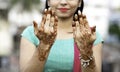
[
  {"left": 94, "top": 31, "right": 104, "bottom": 45},
  {"left": 21, "top": 25, "right": 39, "bottom": 46}
]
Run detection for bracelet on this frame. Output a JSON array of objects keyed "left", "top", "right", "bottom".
[{"left": 79, "top": 54, "right": 94, "bottom": 68}]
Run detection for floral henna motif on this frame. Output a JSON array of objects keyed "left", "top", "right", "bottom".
[
  {"left": 33, "top": 8, "right": 58, "bottom": 61},
  {"left": 38, "top": 46, "right": 50, "bottom": 61},
  {"left": 73, "top": 10, "right": 96, "bottom": 56},
  {"left": 38, "top": 48, "right": 47, "bottom": 61}
]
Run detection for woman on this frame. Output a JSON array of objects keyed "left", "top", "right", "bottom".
[{"left": 20, "top": 0, "right": 103, "bottom": 72}]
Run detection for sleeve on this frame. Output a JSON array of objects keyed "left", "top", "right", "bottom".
[
  {"left": 21, "top": 26, "right": 39, "bottom": 46},
  {"left": 93, "top": 31, "right": 104, "bottom": 45}
]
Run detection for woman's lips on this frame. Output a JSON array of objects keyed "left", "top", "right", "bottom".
[{"left": 58, "top": 8, "right": 69, "bottom": 12}]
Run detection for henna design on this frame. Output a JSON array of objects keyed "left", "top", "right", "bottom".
[
  {"left": 38, "top": 47, "right": 49, "bottom": 61},
  {"left": 33, "top": 7, "right": 58, "bottom": 61},
  {"left": 73, "top": 10, "right": 96, "bottom": 56}
]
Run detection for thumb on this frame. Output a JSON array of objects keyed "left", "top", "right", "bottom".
[
  {"left": 91, "top": 26, "right": 96, "bottom": 33},
  {"left": 33, "top": 21, "right": 39, "bottom": 35}
]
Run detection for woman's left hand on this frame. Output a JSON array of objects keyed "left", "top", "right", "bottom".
[{"left": 73, "top": 10, "right": 96, "bottom": 56}]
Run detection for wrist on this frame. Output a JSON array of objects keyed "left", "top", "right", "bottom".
[
  {"left": 37, "top": 42, "right": 52, "bottom": 61},
  {"left": 79, "top": 45, "right": 93, "bottom": 56},
  {"left": 39, "top": 42, "right": 51, "bottom": 50},
  {"left": 79, "top": 54, "right": 95, "bottom": 68}
]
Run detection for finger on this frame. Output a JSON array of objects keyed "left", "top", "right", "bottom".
[
  {"left": 33, "top": 21, "right": 39, "bottom": 35},
  {"left": 74, "top": 14, "right": 78, "bottom": 34},
  {"left": 91, "top": 26, "right": 96, "bottom": 33},
  {"left": 78, "top": 11, "right": 83, "bottom": 31},
  {"left": 79, "top": 16, "right": 83, "bottom": 30},
  {"left": 54, "top": 16, "right": 58, "bottom": 30},
  {"left": 72, "top": 21, "right": 76, "bottom": 38},
  {"left": 49, "top": 10, "right": 55, "bottom": 33},
  {"left": 53, "top": 16, "right": 58, "bottom": 35},
  {"left": 45, "top": 7, "right": 52, "bottom": 24},
  {"left": 50, "top": 17, "right": 54, "bottom": 33},
  {"left": 83, "top": 18, "right": 89, "bottom": 28},
  {"left": 44, "top": 7, "right": 52, "bottom": 33},
  {"left": 82, "top": 14, "right": 86, "bottom": 19},
  {"left": 39, "top": 9, "right": 47, "bottom": 31},
  {"left": 90, "top": 29, "right": 96, "bottom": 43},
  {"left": 82, "top": 15, "right": 89, "bottom": 28},
  {"left": 75, "top": 15, "right": 80, "bottom": 37},
  {"left": 74, "top": 14, "right": 78, "bottom": 21},
  {"left": 78, "top": 10, "right": 82, "bottom": 19}
]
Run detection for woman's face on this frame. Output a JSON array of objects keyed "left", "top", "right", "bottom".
[{"left": 48, "top": 0, "right": 80, "bottom": 18}]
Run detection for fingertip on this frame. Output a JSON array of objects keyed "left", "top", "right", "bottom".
[
  {"left": 52, "top": 10, "right": 55, "bottom": 16},
  {"left": 55, "top": 16, "right": 58, "bottom": 22},
  {"left": 33, "top": 20, "right": 35, "bottom": 24},
  {"left": 78, "top": 10, "right": 81, "bottom": 16},
  {"left": 33, "top": 21, "right": 37, "bottom": 27},
  {"left": 44, "top": 9, "right": 47, "bottom": 14},
  {"left": 72, "top": 21, "right": 76, "bottom": 27},
  {"left": 74, "top": 14, "right": 78, "bottom": 21},
  {"left": 48, "top": 7, "right": 52, "bottom": 14},
  {"left": 94, "top": 25, "right": 96, "bottom": 28},
  {"left": 93, "top": 25, "right": 96, "bottom": 32},
  {"left": 91, "top": 25, "right": 96, "bottom": 32},
  {"left": 48, "top": 7, "right": 51, "bottom": 11},
  {"left": 82, "top": 14, "right": 86, "bottom": 19}
]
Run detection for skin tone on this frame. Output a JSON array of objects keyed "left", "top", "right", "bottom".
[{"left": 20, "top": 0, "right": 102, "bottom": 72}]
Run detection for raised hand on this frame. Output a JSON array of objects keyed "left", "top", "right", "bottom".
[
  {"left": 33, "top": 8, "right": 58, "bottom": 45},
  {"left": 33, "top": 8, "right": 58, "bottom": 61},
  {"left": 73, "top": 10, "right": 96, "bottom": 56}
]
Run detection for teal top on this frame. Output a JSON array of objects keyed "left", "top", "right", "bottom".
[{"left": 21, "top": 26, "right": 103, "bottom": 72}]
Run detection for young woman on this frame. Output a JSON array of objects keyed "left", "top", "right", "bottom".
[{"left": 20, "top": 0, "right": 103, "bottom": 72}]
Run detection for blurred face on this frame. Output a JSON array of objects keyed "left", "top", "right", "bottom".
[{"left": 48, "top": 0, "right": 80, "bottom": 18}]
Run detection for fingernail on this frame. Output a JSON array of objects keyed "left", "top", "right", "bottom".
[
  {"left": 48, "top": 7, "right": 51, "bottom": 11},
  {"left": 78, "top": 10, "right": 81, "bottom": 15},
  {"left": 44, "top": 9, "right": 47, "bottom": 14},
  {"left": 75, "top": 14, "right": 78, "bottom": 21}
]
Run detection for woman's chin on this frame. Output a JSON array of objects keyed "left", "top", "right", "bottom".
[{"left": 56, "top": 14, "right": 73, "bottom": 19}]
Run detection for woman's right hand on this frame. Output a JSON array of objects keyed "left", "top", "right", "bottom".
[
  {"left": 33, "top": 8, "right": 58, "bottom": 61},
  {"left": 33, "top": 8, "right": 58, "bottom": 46}
]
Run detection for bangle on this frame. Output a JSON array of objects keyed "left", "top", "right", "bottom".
[{"left": 79, "top": 54, "right": 94, "bottom": 68}]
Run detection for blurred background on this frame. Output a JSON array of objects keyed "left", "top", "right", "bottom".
[{"left": 0, "top": 0, "right": 120, "bottom": 72}]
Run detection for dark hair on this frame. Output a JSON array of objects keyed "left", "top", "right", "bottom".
[
  {"left": 45, "top": 0, "right": 84, "bottom": 15},
  {"left": 74, "top": 0, "right": 84, "bottom": 14}
]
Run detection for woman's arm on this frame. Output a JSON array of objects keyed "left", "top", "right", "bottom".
[
  {"left": 80, "top": 43, "right": 102, "bottom": 72},
  {"left": 72, "top": 11, "right": 103, "bottom": 72},
  {"left": 93, "top": 43, "right": 102, "bottom": 72},
  {"left": 20, "top": 37, "right": 50, "bottom": 72},
  {"left": 20, "top": 8, "right": 57, "bottom": 72}
]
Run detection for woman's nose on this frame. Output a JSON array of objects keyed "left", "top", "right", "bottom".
[{"left": 60, "top": 0, "right": 68, "bottom": 6}]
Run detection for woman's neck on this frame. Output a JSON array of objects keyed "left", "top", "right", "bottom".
[
  {"left": 57, "top": 17, "right": 73, "bottom": 32},
  {"left": 56, "top": 17, "right": 73, "bottom": 39}
]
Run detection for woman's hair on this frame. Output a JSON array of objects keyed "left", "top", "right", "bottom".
[
  {"left": 45, "top": 0, "right": 84, "bottom": 15},
  {"left": 74, "top": 0, "right": 84, "bottom": 14}
]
